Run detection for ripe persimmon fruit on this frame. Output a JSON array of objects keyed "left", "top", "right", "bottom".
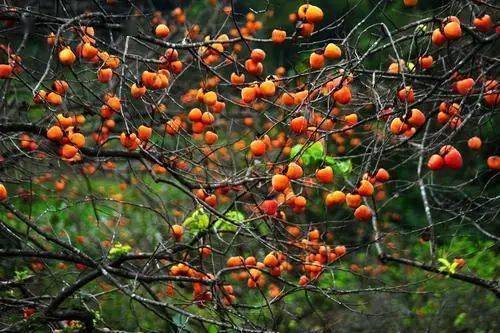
[
  {"left": 346, "top": 193, "right": 362, "bottom": 208},
  {"left": 443, "top": 21, "right": 462, "bottom": 40},
  {"left": 47, "top": 126, "right": 63, "bottom": 141},
  {"left": 357, "top": 180, "right": 374, "bottom": 196},
  {"left": 309, "top": 52, "right": 325, "bottom": 70},
  {"left": 272, "top": 174, "right": 290, "bottom": 192},
  {"left": 290, "top": 116, "right": 308, "bottom": 134},
  {"left": 0, "top": 184, "right": 7, "bottom": 201},
  {"left": 325, "top": 191, "right": 345, "bottom": 207},
  {"left": 250, "top": 49, "right": 266, "bottom": 62},
  {"left": 354, "top": 205, "right": 372, "bottom": 221},
  {"left": 324, "top": 43, "right": 341, "bottom": 60},
  {"left": 427, "top": 154, "right": 444, "bottom": 170},
  {"left": 98, "top": 68, "right": 113, "bottom": 83},
  {"left": 271, "top": 29, "right": 286, "bottom": 43},
  {"left": 59, "top": 47, "right": 76, "bottom": 65},
  {"left": 137, "top": 125, "right": 152, "bottom": 141},
  {"left": 155, "top": 24, "right": 170, "bottom": 38},
  {"left": 286, "top": 162, "right": 303, "bottom": 180},
  {"left": 316, "top": 166, "right": 334, "bottom": 184},
  {"left": 250, "top": 139, "right": 266, "bottom": 156},
  {"left": 61, "top": 144, "right": 78, "bottom": 159},
  {"left": 204, "top": 131, "right": 218, "bottom": 145},
  {"left": 467, "top": 136, "right": 482, "bottom": 150}
]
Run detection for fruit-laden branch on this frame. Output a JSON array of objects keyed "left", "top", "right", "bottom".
[{"left": 379, "top": 254, "right": 500, "bottom": 297}]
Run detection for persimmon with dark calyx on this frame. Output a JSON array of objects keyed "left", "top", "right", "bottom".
[
  {"left": 390, "top": 117, "right": 408, "bottom": 135},
  {"left": 199, "top": 246, "right": 212, "bottom": 257},
  {"left": 408, "top": 108, "right": 426, "bottom": 128},
  {"left": 439, "top": 145, "right": 463, "bottom": 170},
  {"left": 52, "top": 80, "right": 69, "bottom": 95},
  {"left": 230, "top": 72, "right": 245, "bottom": 85},
  {"left": 130, "top": 84, "right": 146, "bottom": 98},
  {"left": 201, "top": 112, "right": 214, "bottom": 125},
  {"left": 300, "top": 23, "right": 315, "bottom": 37},
  {"left": 397, "top": 86, "right": 415, "bottom": 103},
  {"left": 245, "top": 59, "right": 263, "bottom": 76},
  {"left": 264, "top": 253, "right": 279, "bottom": 267},
  {"left": 205, "top": 194, "right": 217, "bottom": 207},
  {"left": 473, "top": 15, "right": 493, "bottom": 33}
]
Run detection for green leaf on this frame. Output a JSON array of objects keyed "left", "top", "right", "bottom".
[
  {"left": 453, "top": 313, "right": 466, "bottom": 328},
  {"left": 290, "top": 142, "right": 325, "bottom": 167},
  {"left": 307, "top": 142, "right": 325, "bottom": 161},
  {"left": 214, "top": 210, "right": 245, "bottom": 232},
  {"left": 15, "top": 269, "right": 31, "bottom": 281},
  {"left": 183, "top": 208, "right": 210, "bottom": 232},
  {"left": 449, "top": 262, "right": 458, "bottom": 274},
  {"left": 290, "top": 144, "right": 303, "bottom": 160},
  {"left": 109, "top": 242, "right": 131, "bottom": 259},
  {"left": 437, "top": 258, "right": 451, "bottom": 268},
  {"left": 325, "top": 157, "right": 352, "bottom": 177},
  {"left": 207, "top": 325, "right": 218, "bottom": 333}
]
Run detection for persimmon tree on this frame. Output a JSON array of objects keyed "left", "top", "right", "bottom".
[{"left": 0, "top": 0, "right": 498, "bottom": 331}]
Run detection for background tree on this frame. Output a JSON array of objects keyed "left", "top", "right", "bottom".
[{"left": 0, "top": 0, "right": 498, "bottom": 331}]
